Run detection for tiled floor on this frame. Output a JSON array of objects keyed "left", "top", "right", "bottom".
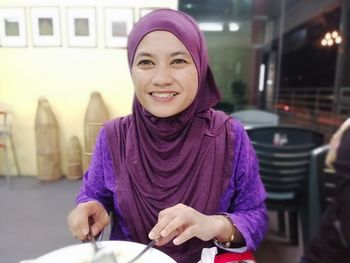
[
  {"left": 0, "top": 176, "right": 303, "bottom": 263},
  {"left": 255, "top": 222, "right": 303, "bottom": 263}
]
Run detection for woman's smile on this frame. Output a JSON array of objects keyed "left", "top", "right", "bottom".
[{"left": 150, "top": 91, "right": 179, "bottom": 102}]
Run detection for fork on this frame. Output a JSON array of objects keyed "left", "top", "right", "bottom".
[{"left": 127, "top": 239, "right": 159, "bottom": 263}]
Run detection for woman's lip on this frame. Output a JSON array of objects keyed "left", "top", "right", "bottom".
[{"left": 149, "top": 92, "right": 179, "bottom": 102}]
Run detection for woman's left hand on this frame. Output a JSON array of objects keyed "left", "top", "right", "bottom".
[{"left": 148, "top": 203, "right": 231, "bottom": 246}]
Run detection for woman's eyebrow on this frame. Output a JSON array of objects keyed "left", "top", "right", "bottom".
[
  {"left": 134, "top": 52, "right": 153, "bottom": 59},
  {"left": 170, "top": 51, "right": 190, "bottom": 57}
]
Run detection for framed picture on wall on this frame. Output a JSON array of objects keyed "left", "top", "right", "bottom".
[
  {"left": 31, "top": 7, "right": 61, "bottom": 47},
  {"left": 104, "top": 7, "right": 134, "bottom": 48},
  {"left": 139, "top": 8, "right": 158, "bottom": 19},
  {"left": 0, "top": 7, "right": 27, "bottom": 47},
  {"left": 67, "top": 7, "right": 96, "bottom": 47}
]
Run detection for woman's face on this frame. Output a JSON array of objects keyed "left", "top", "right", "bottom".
[{"left": 131, "top": 31, "right": 198, "bottom": 118}]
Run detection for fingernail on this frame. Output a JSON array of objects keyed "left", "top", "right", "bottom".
[
  {"left": 161, "top": 230, "right": 166, "bottom": 237},
  {"left": 173, "top": 238, "right": 179, "bottom": 245},
  {"left": 148, "top": 231, "right": 154, "bottom": 239},
  {"left": 82, "top": 228, "right": 89, "bottom": 236}
]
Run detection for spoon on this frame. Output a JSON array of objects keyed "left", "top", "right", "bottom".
[{"left": 88, "top": 217, "right": 117, "bottom": 263}]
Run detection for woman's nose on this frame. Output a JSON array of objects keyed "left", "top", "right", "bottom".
[{"left": 151, "top": 66, "right": 173, "bottom": 87}]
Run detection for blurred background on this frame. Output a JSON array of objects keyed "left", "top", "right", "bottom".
[{"left": 0, "top": 0, "right": 349, "bottom": 262}]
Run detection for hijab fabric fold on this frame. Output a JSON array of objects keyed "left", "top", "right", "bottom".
[{"left": 105, "top": 9, "right": 233, "bottom": 263}]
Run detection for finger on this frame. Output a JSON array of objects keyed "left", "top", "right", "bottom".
[
  {"left": 173, "top": 226, "right": 195, "bottom": 245},
  {"left": 159, "top": 215, "right": 186, "bottom": 239},
  {"left": 149, "top": 203, "right": 188, "bottom": 240},
  {"left": 91, "top": 215, "right": 110, "bottom": 237},
  {"left": 157, "top": 204, "right": 184, "bottom": 221},
  {"left": 91, "top": 212, "right": 110, "bottom": 236},
  {"left": 155, "top": 230, "right": 179, "bottom": 246},
  {"left": 149, "top": 214, "right": 176, "bottom": 240},
  {"left": 67, "top": 211, "right": 89, "bottom": 240},
  {"left": 78, "top": 218, "right": 90, "bottom": 240}
]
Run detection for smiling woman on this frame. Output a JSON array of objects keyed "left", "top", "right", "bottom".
[{"left": 67, "top": 9, "right": 267, "bottom": 263}]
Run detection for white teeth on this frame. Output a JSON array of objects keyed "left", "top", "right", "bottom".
[{"left": 151, "top": 92, "right": 178, "bottom": 98}]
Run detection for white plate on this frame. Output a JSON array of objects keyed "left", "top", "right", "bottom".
[{"left": 34, "top": 240, "right": 176, "bottom": 263}]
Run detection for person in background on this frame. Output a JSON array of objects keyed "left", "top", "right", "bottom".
[
  {"left": 67, "top": 9, "right": 267, "bottom": 263},
  {"left": 301, "top": 118, "right": 350, "bottom": 263}
]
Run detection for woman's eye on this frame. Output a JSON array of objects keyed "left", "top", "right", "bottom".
[
  {"left": 171, "top": 58, "right": 187, "bottom": 65},
  {"left": 137, "top": 60, "right": 154, "bottom": 66}
]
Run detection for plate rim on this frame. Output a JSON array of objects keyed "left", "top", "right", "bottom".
[{"left": 35, "top": 240, "right": 176, "bottom": 262}]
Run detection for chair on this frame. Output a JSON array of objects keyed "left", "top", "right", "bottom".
[
  {"left": 0, "top": 125, "right": 11, "bottom": 188},
  {"left": 231, "top": 109, "right": 279, "bottom": 128},
  {"left": 0, "top": 106, "right": 21, "bottom": 188},
  {"left": 307, "top": 145, "right": 345, "bottom": 244},
  {"left": 246, "top": 125, "right": 324, "bottom": 246}
]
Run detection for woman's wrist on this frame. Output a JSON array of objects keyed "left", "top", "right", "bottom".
[{"left": 213, "top": 214, "right": 235, "bottom": 247}]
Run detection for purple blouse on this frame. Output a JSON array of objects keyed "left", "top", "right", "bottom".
[{"left": 76, "top": 119, "right": 268, "bottom": 251}]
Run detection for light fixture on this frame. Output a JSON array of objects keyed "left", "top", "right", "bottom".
[
  {"left": 266, "top": 79, "right": 273, "bottom": 85},
  {"left": 321, "top": 30, "right": 342, "bottom": 47},
  {"left": 258, "top": 64, "right": 266, "bottom": 92},
  {"left": 331, "top": 30, "right": 338, "bottom": 38},
  {"left": 335, "top": 36, "right": 342, "bottom": 44},
  {"left": 198, "top": 22, "right": 224, "bottom": 32},
  {"left": 228, "top": 22, "right": 239, "bottom": 32},
  {"left": 327, "top": 39, "right": 334, "bottom": 46}
]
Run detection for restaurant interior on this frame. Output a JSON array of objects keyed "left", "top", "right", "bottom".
[{"left": 1, "top": 0, "right": 349, "bottom": 262}]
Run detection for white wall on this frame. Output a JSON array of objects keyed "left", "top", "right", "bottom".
[{"left": 0, "top": 0, "right": 178, "bottom": 176}]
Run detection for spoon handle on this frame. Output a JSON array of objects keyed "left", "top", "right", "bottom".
[{"left": 88, "top": 217, "right": 99, "bottom": 254}]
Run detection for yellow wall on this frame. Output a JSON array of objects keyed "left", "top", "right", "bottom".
[{"left": 0, "top": 0, "right": 178, "bottom": 176}]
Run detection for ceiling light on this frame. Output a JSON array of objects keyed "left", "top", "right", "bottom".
[
  {"left": 321, "top": 30, "right": 341, "bottom": 47},
  {"left": 198, "top": 22, "right": 223, "bottom": 32},
  {"left": 335, "top": 36, "right": 342, "bottom": 44},
  {"left": 331, "top": 30, "right": 338, "bottom": 38},
  {"left": 327, "top": 39, "right": 334, "bottom": 46},
  {"left": 228, "top": 22, "right": 239, "bottom": 32}
]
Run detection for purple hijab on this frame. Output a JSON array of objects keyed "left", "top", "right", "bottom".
[{"left": 105, "top": 9, "right": 233, "bottom": 262}]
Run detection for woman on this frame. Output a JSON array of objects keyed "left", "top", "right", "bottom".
[{"left": 67, "top": 9, "right": 267, "bottom": 263}]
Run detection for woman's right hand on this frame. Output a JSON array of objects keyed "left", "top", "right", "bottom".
[{"left": 67, "top": 200, "right": 110, "bottom": 241}]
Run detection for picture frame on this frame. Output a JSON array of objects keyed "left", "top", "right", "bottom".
[
  {"left": 104, "top": 7, "right": 134, "bottom": 48},
  {"left": 139, "top": 8, "right": 158, "bottom": 19},
  {"left": 30, "top": 7, "right": 61, "bottom": 47},
  {"left": 67, "top": 7, "right": 96, "bottom": 47},
  {"left": 0, "top": 7, "right": 27, "bottom": 47}
]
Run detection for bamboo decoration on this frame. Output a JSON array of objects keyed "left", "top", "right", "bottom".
[
  {"left": 83, "top": 92, "right": 109, "bottom": 172},
  {"left": 34, "top": 97, "right": 62, "bottom": 181},
  {"left": 67, "top": 135, "right": 83, "bottom": 180}
]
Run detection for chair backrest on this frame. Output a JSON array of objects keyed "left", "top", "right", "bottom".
[
  {"left": 0, "top": 110, "right": 12, "bottom": 137},
  {"left": 307, "top": 145, "right": 345, "bottom": 242},
  {"left": 0, "top": 103, "right": 13, "bottom": 136},
  {"left": 310, "top": 146, "right": 344, "bottom": 212},
  {"left": 231, "top": 109, "right": 279, "bottom": 128},
  {"left": 246, "top": 126, "right": 324, "bottom": 196},
  {"left": 308, "top": 145, "right": 329, "bottom": 241}
]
